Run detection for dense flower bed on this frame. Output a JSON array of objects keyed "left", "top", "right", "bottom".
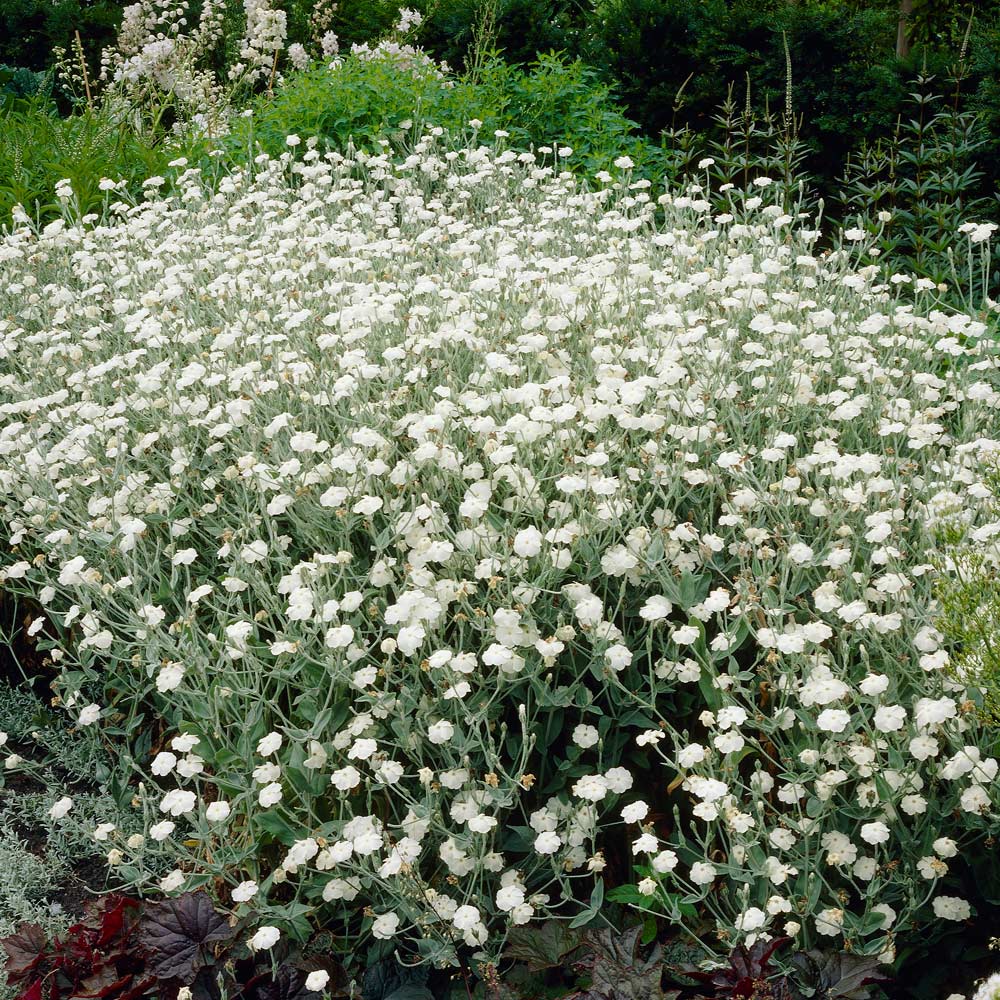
[{"left": 1, "top": 134, "right": 999, "bottom": 973}]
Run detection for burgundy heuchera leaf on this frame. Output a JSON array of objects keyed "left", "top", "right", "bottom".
[
  {"left": 1, "top": 924, "right": 48, "bottom": 982},
  {"left": 139, "top": 891, "right": 236, "bottom": 981}
]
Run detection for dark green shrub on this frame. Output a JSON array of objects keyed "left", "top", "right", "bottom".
[
  {"left": 585, "top": 0, "right": 721, "bottom": 137},
  {"left": 419, "top": 0, "right": 587, "bottom": 72},
  {"left": 0, "top": 0, "right": 120, "bottom": 75},
  {"left": 968, "top": 13, "right": 1000, "bottom": 203},
  {"left": 835, "top": 65, "right": 998, "bottom": 304},
  {"left": 310, "top": 0, "right": 399, "bottom": 51},
  {"left": 471, "top": 54, "right": 660, "bottom": 172},
  {"left": 235, "top": 50, "right": 661, "bottom": 181},
  {"left": 0, "top": 64, "right": 49, "bottom": 102},
  {"left": 586, "top": 0, "right": 905, "bottom": 180},
  {"left": 232, "top": 53, "right": 467, "bottom": 155}
]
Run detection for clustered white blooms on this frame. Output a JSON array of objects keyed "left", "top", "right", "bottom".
[
  {"left": 97, "top": 0, "right": 441, "bottom": 139},
  {"left": 309, "top": 0, "right": 340, "bottom": 57},
  {"left": 338, "top": 5, "right": 449, "bottom": 79},
  {"left": 101, "top": 0, "right": 232, "bottom": 134},
  {"left": 1, "top": 131, "right": 999, "bottom": 968},
  {"left": 231, "top": 0, "right": 288, "bottom": 86},
  {"left": 974, "top": 972, "right": 1000, "bottom": 1000},
  {"left": 344, "top": 38, "right": 447, "bottom": 79}
]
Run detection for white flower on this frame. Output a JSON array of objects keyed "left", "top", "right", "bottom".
[
  {"left": 934, "top": 837, "right": 958, "bottom": 859},
  {"left": 353, "top": 495, "right": 383, "bottom": 516},
  {"left": 250, "top": 926, "right": 280, "bottom": 951},
  {"left": 913, "top": 697, "right": 957, "bottom": 729},
  {"left": 573, "top": 775, "right": 609, "bottom": 801},
  {"left": 873, "top": 705, "right": 906, "bottom": 733},
  {"left": 257, "top": 731, "right": 283, "bottom": 756},
  {"left": 621, "top": 801, "right": 649, "bottom": 823},
  {"left": 676, "top": 744, "right": 706, "bottom": 768},
  {"left": 633, "top": 833, "right": 658, "bottom": 854},
  {"left": 652, "top": 850, "right": 678, "bottom": 873},
  {"left": 787, "top": 543, "right": 814, "bottom": 564},
  {"left": 305, "top": 970, "right": 330, "bottom": 992},
  {"left": 78, "top": 704, "right": 102, "bottom": 726},
  {"left": 232, "top": 881, "right": 259, "bottom": 902},
  {"left": 331, "top": 766, "right": 361, "bottom": 791},
  {"left": 534, "top": 831, "right": 561, "bottom": 855},
  {"left": 639, "top": 595, "right": 672, "bottom": 621},
  {"left": 816, "top": 709, "right": 851, "bottom": 733},
  {"left": 49, "top": 796, "right": 74, "bottom": 820},
  {"left": 932, "top": 896, "right": 971, "bottom": 921},
  {"left": 572, "top": 724, "right": 600, "bottom": 748},
  {"left": 453, "top": 905, "right": 481, "bottom": 931},
  {"left": 159, "top": 870, "right": 186, "bottom": 892},
  {"left": 689, "top": 862, "right": 716, "bottom": 886},
  {"left": 513, "top": 526, "right": 543, "bottom": 557},
  {"left": 258, "top": 782, "right": 283, "bottom": 807},
  {"left": 206, "top": 801, "right": 231, "bottom": 822},
  {"left": 910, "top": 735, "right": 939, "bottom": 760},
  {"left": 149, "top": 820, "right": 175, "bottom": 841},
  {"left": 151, "top": 751, "right": 177, "bottom": 776},
  {"left": 671, "top": 625, "right": 699, "bottom": 645},
  {"left": 325, "top": 625, "right": 354, "bottom": 648},
  {"left": 160, "top": 789, "right": 197, "bottom": 816},
  {"left": 860, "top": 821, "right": 890, "bottom": 845},
  {"left": 605, "top": 767, "right": 633, "bottom": 793},
  {"left": 371, "top": 912, "right": 400, "bottom": 939},
  {"left": 687, "top": 776, "right": 728, "bottom": 802},
  {"left": 496, "top": 885, "right": 525, "bottom": 911},
  {"left": 427, "top": 720, "right": 454, "bottom": 744},
  {"left": 815, "top": 908, "right": 844, "bottom": 936},
  {"left": 605, "top": 644, "right": 633, "bottom": 671},
  {"left": 735, "top": 907, "right": 766, "bottom": 932}
]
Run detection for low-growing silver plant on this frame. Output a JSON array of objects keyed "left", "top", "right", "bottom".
[{"left": 0, "top": 131, "right": 999, "bottom": 972}]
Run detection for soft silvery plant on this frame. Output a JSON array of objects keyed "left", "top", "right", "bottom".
[{"left": 0, "top": 129, "right": 999, "bottom": 974}]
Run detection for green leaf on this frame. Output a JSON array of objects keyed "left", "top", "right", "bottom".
[
  {"left": 676, "top": 572, "right": 709, "bottom": 608},
  {"left": 640, "top": 918, "right": 658, "bottom": 948},
  {"left": 570, "top": 880, "right": 606, "bottom": 929},
  {"left": 253, "top": 809, "right": 298, "bottom": 845},
  {"left": 383, "top": 988, "right": 433, "bottom": 1000},
  {"left": 696, "top": 668, "right": 722, "bottom": 712},
  {"left": 607, "top": 884, "right": 646, "bottom": 907}
]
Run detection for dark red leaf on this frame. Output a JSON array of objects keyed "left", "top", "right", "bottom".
[
  {"left": 139, "top": 891, "right": 235, "bottom": 981},
  {"left": 77, "top": 965, "right": 121, "bottom": 994},
  {"left": 2, "top": 924, "right": 49, "bottom": 983},
  {"left": 16, "top": 980, "right": 44, "bottom": 1000},
  {"left": 95, "top": 897, "right": 140, "bottom": 952},
  {"left": 685, "top": 938, "right": 792, "bottom": 998},
  {"left": 76, "top": 973, "right": 136, "bottom": 998}
]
